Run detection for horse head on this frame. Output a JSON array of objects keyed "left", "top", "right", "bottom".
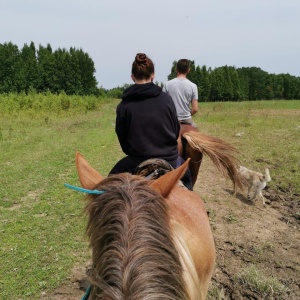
[{"left": 75, "top": 152, "right": 215, "bottom": 300}]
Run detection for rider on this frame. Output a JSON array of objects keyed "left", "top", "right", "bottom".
[
  {"left": 163, "top": 59, "right": 198, "bottom": 128},
  {"left": 109, "top": 53, "right": 193, "bottom": 190}
]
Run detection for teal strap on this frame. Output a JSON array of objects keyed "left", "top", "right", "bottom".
[
  {"left": 81, "top": 285, "right": 92, "bottom": 300},
  {"left": 64, "top": 183, "right": 105, "bottom": 195}
]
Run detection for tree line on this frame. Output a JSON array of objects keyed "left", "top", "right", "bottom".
[
  {"left": 168, "top": 61, "right": 300, "bottom": 101},
  {"left": 102, "top": 62, "right": 300, "bottom": 101},
  {"left": 0, "top": 42, "right": 98, "bottom": 95},
  {"left": 1, "top": 41, "right": 300, "bottom": 100}
]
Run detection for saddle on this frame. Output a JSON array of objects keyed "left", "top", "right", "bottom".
[{"left": 134, "top": 158, "right": 174, "bottom": 180}]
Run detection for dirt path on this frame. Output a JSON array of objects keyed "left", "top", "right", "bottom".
[
  {"left": 41, "top": 159, "right": 300, "bottom": 299},
  {"left": 196, "top": 160, "right": 300, "bottom": 299}
]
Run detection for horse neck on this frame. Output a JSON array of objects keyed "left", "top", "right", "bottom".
[
  {"left": 85, "top": 174, "right": 188, "bottom": 300},
  {"left": 172, "top": 232, "right": 207, "bottom": 300}
]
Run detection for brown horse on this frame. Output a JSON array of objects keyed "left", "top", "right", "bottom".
[
  {"left": 75, "top": 152, "right": 215, "bottom": 300},
  {"left": 178, "top": 124, "right": 243, "bottom": 194}
]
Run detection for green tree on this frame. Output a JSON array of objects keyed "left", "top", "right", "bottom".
[
  {"left": 238, "top": 67, "right": 269, "bottom": 100},
  {"left": 187, "top": 63, "right": 201, "bottom": 95},
  {"left": 236, "top": 68, "right": 250, "bottom": 100},
  {"left": 73, "top": 48, "right": 98, "bottom": 95},
  {"left": 227, "top": 66, "right": 242, "bottom": 101},
  {"left": 199, "top": 66, "right": 211, "bottom": 102},
  {"left": 0, "top": 42, "right": 20, "bottom": 93},
  {"left": 37, "top": 44, "right": 58, "bottom": 92},
  {"left": 167, "top": 61, "right": 177, "bottom": 80},
  {"left": 283, "top": 74, "right": 300, "bottom": 99},
  {"left": 272, "top": 74, "right": 284, "bottom": 99},
  {"left": 222, "top": 66, "right": 234, "bottom": 100},
  {"left": 54, "top": 47, "right": 72, "bottom": 93},
  {"left": 16, "top": 42, "right": 39, "bottom": 92},
  {"left": 264, "top": 73, "right": 275, "bottom": 100},
  {"left": 209, "top": 67, "right": 227, "bottom": 101}
]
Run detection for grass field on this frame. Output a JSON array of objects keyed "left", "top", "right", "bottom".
[{"left": 0, "top": 98, "right": 299, "bottom": 299}]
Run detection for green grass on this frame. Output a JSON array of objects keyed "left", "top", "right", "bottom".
[
  {"left": 0, "top": 98, "right": 299, "bottom": 298},
  {"left": 197, "top": 100, "right": 300, "bottom": 194},
  {"left": 234, "top": 265, "right": 290, "bottom": 297},
  {"left": 207, "top": 287, "right": 228, "bottom": 300},
  {"left": 0, "top": 99, "right": 122, "bottom": 299}
]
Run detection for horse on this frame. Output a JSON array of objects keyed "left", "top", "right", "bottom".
[
  {"left": 74, "top": 151, "right": 216, "bottom": 300},
  {"left": 178, "top": 124, "right": 243, "bottom": 194}
]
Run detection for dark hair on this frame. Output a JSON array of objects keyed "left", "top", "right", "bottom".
[
  {"left": 176, "top": 59, "right": 190, "bottom": 74},
  {"left": 132, "top": 53, "right": 155, "bottom": 80}
]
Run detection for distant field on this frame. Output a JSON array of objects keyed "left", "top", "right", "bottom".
[{"left": 0, "top": 97, "right": 299, "bottom": 299}]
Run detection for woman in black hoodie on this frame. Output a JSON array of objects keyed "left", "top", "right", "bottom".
[{"left": 110, "top": 53, "right": 192, "bottom": 190}]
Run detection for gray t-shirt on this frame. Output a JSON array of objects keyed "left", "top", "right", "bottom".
[{"left": 163, "top": 78, "right": 198, "bottom": 120}]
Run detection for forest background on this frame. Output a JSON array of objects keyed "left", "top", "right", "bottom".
[{"left": 1, "top": 41, "right": 300, "bottom": 101}]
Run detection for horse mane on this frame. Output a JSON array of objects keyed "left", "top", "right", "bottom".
[{"left": 85, "top": 173, "right": 188, "bottom": 300}]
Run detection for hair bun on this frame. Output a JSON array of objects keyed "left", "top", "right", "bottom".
[
  {"left": 135, "top": 53, "right": 147, "bottom": 65},
  {"left": 131, "top": 53, "right": 154, "bottom": 80}
]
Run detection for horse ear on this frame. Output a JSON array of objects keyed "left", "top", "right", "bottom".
[
  {"left": 150, "top": 158, "right": 190, "bottom": 197},
  {"left": 76, "top": 152, "right": 104, "bottom": 189}
]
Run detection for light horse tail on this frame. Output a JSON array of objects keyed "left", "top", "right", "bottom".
[{"left": 179, "top": 124, "right": 243, "bottom": 195}]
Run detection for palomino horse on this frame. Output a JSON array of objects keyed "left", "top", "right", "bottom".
[
  {"left": 75, "top": 152, "right": 216, "bottom": 300},
  {"left": 178, "top": 124, "right": 243, "bottom": 194}
]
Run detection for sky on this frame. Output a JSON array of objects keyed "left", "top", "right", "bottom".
[{"left": 1, "top": 0, "right": 300, "bottom": 89}]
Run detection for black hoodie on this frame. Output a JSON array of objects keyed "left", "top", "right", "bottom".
[{"left": 116, "top": 82, "right": 180, "bottom": 162}]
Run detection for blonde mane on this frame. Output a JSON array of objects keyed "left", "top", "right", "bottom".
[{"left": 85, "top": 173, "right": 189, "bottom": 299}]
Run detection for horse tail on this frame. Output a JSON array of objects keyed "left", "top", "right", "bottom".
[{"left": 182, "top": 131, "right": 243, "bottom": 195}]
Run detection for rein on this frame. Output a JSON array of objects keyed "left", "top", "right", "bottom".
[
  {"left": 81, "top": 285, "right": 92, "bottom": 300},
  {"left": 64, "top": 183, "right": 102, "bottom": 299},
  {"left": 64, "top": 183, "right": 106, "bottom": 195}
]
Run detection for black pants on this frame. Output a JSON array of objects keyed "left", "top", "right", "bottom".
[{"left": 109, "top": 156, "right": 193, "bottom": 191}]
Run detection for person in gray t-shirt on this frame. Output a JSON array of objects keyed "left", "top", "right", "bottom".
[{"left": 163, "top": 59, "right": 198, "bottom": 127}]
